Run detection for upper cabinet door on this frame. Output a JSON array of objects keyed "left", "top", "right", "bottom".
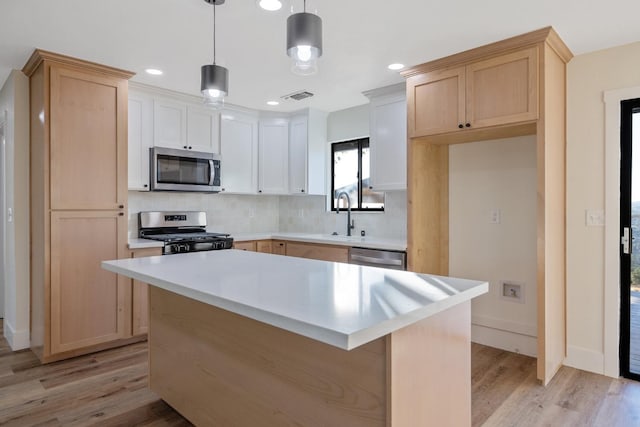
[
  {"left": 220, "top": 112, "right": 258, "bottom": 194},
  {"left": 369, "top": 93, "right": 407, "bottom": 191},
  {"left": 289, "top": 115, "right": 308, "bottom": 194},
  {"left": 408, "top": 67, "right": 465, "bottom": 138},
  {"left": 128, "top": 92, "right": 153, "bottom": 191},
  {"left": 258, "top": 119, "right": 289, "bottom": 194},
  {"left": 153, "top": 99, "right": 187, "bottom": 149},
  {"left": 49, "top": 65, "right": 127, "bottom": 210},
  {"left": 187, "top": 105, "right": 220, "bottom": 153},
  {"left": 466, "top": 47, "right": 538, "bottom": 128}
]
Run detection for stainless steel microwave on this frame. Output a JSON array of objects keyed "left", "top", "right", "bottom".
[{"left": 150, "top": 147, "right": 221, "bottom": 192}]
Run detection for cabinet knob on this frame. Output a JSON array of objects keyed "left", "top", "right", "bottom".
[
  {"left": 465, "top": 123, "right": 471, "bottom": 128},
  {"left": 119, "top": 205, "right": 124, "bottom": 209},
  {"left": 221, "top": 188, "right": 225, "bottom": 191},
  {"left": 143, "top": 184, "right": 148, "bottom": 188},
  {"left": 258, "top": 190, "right": 262, "bottom": 193},
  {"left": 118, "top": 212, "right": 124, "bottom": 216},
  {"left": 458, "top": 124, "right": 463, "bottom": 129},
  {"left": 301, "top": 189, "right": 305, "bottom": 193},
  {"left": 188, "top": 146, "right": 192, "bottom": 149}
]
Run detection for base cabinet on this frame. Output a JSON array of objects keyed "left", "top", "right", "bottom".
[
  {"left": 285, "top": 242, "right": 349, "bottom": 263},
  {"left": 131, "top": 247, "right": 162, "bottom": 336}
]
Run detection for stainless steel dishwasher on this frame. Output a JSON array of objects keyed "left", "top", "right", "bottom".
[{"left": 348, "top": 247, "right": 407, "bottom": 270}]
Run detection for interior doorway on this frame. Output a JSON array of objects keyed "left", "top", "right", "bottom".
[
  {"left": 620, "top": 98, "right": 640, "bottom": 379},
  {"left": 0, "top": 114, "right": 6, "bottom": 319}
]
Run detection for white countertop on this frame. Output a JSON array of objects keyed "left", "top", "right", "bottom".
[
  {"left": 232, "top": 232, "right": 407, "bottom": 251},
  {"left": 102, "top": 250, "right": 487, "bottom": 350}
]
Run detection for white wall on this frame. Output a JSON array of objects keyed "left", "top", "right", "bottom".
[
  {"left": 565, "top": 41, "right": 640, "bottom": 374},
  {"left": 327, "top": 104, "right": 369, "bottom": 142},
  {"left": 449, "top": 136, "right": 538, "bottom": 356},
  {"left": 0, "top": 70, "right": 30, "bottom": 350}
]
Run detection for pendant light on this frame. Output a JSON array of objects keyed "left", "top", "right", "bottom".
[
  {"left": 286, "top": 0, "right": 323, "bottom": 76},
  {"left": 201, "top": 0, "right": 228, "bottom": 107}
]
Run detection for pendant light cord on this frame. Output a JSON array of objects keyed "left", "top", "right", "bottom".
[
  {"left": 212, "top": 3, "right": 217, "bottom": 64},
  {"left": 303, "top": 0, "right": 306, "bottom": 12}
]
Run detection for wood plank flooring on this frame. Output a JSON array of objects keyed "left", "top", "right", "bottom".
[{"left": 1, "top": 327, "right": 640, "bottom": 426}]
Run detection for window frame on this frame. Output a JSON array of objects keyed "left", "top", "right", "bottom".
[{"left": 330, "top": 137, "right": 384, "bottom": 212}]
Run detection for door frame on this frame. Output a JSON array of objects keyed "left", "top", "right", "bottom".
[
  {"left": 604, "top": 86, "right": 640, "bottom": 377},
  {"left": 0, "top": 111, "right": 6, "bottom": 319}
]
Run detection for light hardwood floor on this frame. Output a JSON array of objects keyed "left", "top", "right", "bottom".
[{"left": 1, "top": 325, "right": 639, "bottom": 426}]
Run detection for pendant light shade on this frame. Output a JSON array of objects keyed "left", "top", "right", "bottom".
[
  {"left": 201, "top": 64, "right": 228, "bottom": 107},
  {"left": 286, "top": 5, "right": 323, "bottom": 75},
  {"left": 201, "top": 0, "right": 228, "bottom": 107}
]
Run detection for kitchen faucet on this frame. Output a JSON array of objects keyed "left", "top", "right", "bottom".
[{"left": 336, "top": 191, "right": 355, "bottom": 236}]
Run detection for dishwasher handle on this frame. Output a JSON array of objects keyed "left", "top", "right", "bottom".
[{"left": 349, "top": 254, "right": 404, "bottom": 267}]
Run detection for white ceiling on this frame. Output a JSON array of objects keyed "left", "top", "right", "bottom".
[{"left": 1, "top": 0, "right": 639, "bottom": 113}]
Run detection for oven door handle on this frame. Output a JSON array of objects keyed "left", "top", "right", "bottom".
[{"left": 208, "top": 159, "right": 215, "bottom": 186}]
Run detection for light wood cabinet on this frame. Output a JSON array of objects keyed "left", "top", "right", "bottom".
[
  {"left": 407, "top": 47, "right": 538, "bottom": 139},
  {"left": 256, "top": 240, "right": 273, "bottom": 253},
  {"left": 285, "top": 242, "right": 349, "bottom": 263},
  {"left": 131, "top": 247, "right": 162, "bottom": 336},
  {"left": 233, "top": 241, "right": 257, "bottom": 251},
  {"left": 272, "top": 240, "right": 287, "bottom": 255},
  {"left": 24, "top": 49, "right": 134, "bottom": 363},
  {"left": 402, "top": 27, "right": 572, "bottom": 385}
]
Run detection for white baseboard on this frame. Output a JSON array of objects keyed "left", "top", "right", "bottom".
[
  {"left": 471, "top": 323, "right": 538, "bottom": 357},
  {"left": 3, "top": 319, "right": 30, "bottom": 350},
  {"left": 564, "top": 345, "right": 605, "bottom": 376}
]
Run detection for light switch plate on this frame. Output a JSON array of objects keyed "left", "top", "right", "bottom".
[
  {"left": 585, "top": 209, "right": 605, "bottom": 227},
  {"left": 489, "top": 208, "right": 501, "bottom": 224}
]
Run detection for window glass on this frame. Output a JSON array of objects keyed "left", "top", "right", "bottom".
[{"left": 331, "top": 138, "right": 384, "bottom": 211}]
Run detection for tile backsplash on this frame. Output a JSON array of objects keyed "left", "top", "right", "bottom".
[
  {"left": 128, "top": 190, "right": 407, "bottom": 240},
  {"left": 278, "top": 191, "right": 407, "bottom": 239}
]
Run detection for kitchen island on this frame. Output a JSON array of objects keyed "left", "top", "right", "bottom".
[{"left": 102, "top": 250, "right": 487, "bottom": 426}]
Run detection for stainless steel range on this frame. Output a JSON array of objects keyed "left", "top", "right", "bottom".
[{"left": 139, "top": 211, "right": 233, "bottom": 255}]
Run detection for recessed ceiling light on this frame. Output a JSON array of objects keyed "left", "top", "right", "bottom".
[
  {"left": 145, "top": 68, "right": 163, "bottom": 76},
  {"left": 387, "top": 63, "right": 405, "bottom": 71},
  {"left": 258, "top": 0, "right": 282, "bottom": 11},
  {"left": 267, "top": 101, "right": 279, "bottom": 106}
]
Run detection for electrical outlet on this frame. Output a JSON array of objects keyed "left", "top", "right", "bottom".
[{"left": 501, "top": 281, "right": 525, "bottom": 303}]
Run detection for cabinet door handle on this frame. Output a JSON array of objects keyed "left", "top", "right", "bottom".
[
  {"left": 458, "top": 124, "right": 463, "bottom": 129},
  {"left": 465, "top": 123, "right": 471, "bottom": 128},
  {"left": 119, "top": 205, "right": 124, "bottom": 209}
]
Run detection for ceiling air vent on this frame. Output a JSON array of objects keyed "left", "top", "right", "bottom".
[{"left": 281, "top": 90, "right": 314, "bottom": 101}]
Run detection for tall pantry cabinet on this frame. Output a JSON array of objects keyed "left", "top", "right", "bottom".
[{"left": 23, "top": 50, "right": 135, "bottom": 363}]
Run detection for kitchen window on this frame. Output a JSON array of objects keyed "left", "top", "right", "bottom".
[{"left": 331, "top": 138, "right": 384, "bottom": 211}]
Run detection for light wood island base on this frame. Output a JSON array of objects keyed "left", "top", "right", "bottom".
[{"left": 149, "top": 287, "right": 471, "bottom": 427}]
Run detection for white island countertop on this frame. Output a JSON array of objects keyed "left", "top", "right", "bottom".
[{"left": 102, "top": 250, "right": 487, "bottom": 350}]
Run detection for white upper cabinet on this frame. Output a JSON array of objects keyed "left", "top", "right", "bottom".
[
  {"left": 153, "top": 99, "right": 188, "bottom": 149},
  {"left": 288, "top": 115, "right": 308, "bottom": 194},
  {"left": 128, "top": 90, "right": 153, "bottom": 191},
  {"left": 187, "top": 105, "right": 220, "bottom": 153},
  {"left": 258, "top": 118, "right": 289, "bottom": 194},
  {"left": 289, "top": 109, "right": 327, "bottom": 195},
  {"left": 364, "top": 83, "right": 407, "bottom": 191},
  {"left": 220, "top": 110, "right": 258, "bottom": 194}
]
